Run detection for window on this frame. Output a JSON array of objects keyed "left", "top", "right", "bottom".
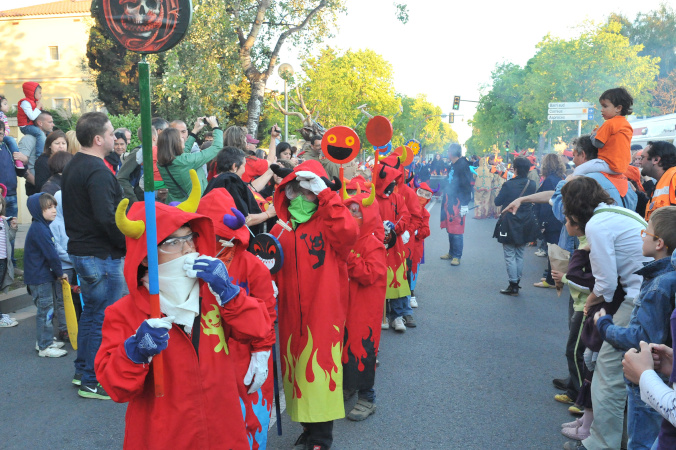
[
  {"left": 53, "top": 98, "right": 72, "bottom": 114},
  {"left": 48, "top": 46, "right": 59, "bottom": 61}
]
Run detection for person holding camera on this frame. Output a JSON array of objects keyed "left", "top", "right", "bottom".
[{"left": 158, "top": 116, "right": 223, "bottom": 203}]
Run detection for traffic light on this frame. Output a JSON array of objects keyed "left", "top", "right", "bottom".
[
  {"left": 449, "top": 113, "right": 455, "bottom": 124},
  {"left": 453, "top": 96, "right": 460, "bottom": 110},
  {"left": 505, "top": 140, "right": 510, "bottom": 149}
]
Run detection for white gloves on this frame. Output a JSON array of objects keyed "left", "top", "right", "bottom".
[
  {"left": 244, "top": 350, "right": 271, "bottom": 394},
  {"left": 460, "top": 205, "right": 468, "bottom": 217},
  {"left": 272, "top": 281, "right": 278, "bottom": 298},
  {"left": 401, "top": 230, "right": 410, "bottom": 244},
  {"left": 295, "top": 171, "right": 328, "bottom": 195}
]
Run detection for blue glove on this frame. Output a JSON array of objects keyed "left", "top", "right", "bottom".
[
  {"left": 124, "top": 316, "right": 174, "bottom": 364},
  {"left": 383, "top": 220, "right": 395, "bottom": 234},
  {"left": 185, "top": 255, "right": 240, "bottom": 306}
]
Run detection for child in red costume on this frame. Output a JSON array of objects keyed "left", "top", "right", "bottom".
[
  {"left": 341, "top": 185, "right": 387, "bottom": 422},
  {"left": 409, "top": 182, "right": 433, "bottom": 304},
  {"left": 95, "top": 193, "right": 271, "bottom": 450},
  {"left": 269, "top": 160, "right": 358, "bottom": 450},
  {"left": 374, "top": 157, "right": 411, "bottom": 332},
  {"left": 197, "top": 188, "right": 277, "bottom": 450}
]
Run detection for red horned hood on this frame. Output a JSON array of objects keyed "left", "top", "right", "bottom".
[
  {"left": 274, "top": 159, "right": 328, "bottom": 224},
  {"left": 122, "top": 202, "right": 216, "bottom": 302},
  {"left": 343, "top": 190, "right": 380, "bottom": 238},
  {"left": 197, "top": 188, "right": 250, "bottom": 250},
  {"left": 374, "top": 163, "right": 401, "bottom": 198}
]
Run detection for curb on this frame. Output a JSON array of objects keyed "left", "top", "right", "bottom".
[{"left": 0, "top": 287, "right": 34, "bottom": 314}]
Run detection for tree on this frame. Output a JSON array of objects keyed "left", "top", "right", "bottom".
[
  {"left": 651, "top": 69, "right": 676, "bottom": 114},
  {"left": 391, "top": 94, "right": 457, "bottom": 155},
  {"left": 229, "top": 0, "right": 346, "bottom": 136},
  {"left": 86, "top": 14, "right": 141, "bottom": 115}
]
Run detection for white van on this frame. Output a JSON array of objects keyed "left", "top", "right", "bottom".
[{"left": 629, "top": 113, "right": 676, "bottom": 147}]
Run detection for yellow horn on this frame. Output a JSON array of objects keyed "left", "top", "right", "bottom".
[
  {"left": 115, "top": 198, "right": 145, "bottom": 239},
  {"left": 362, "top": 182, "right": 376, "bottom": 207},
  {"left": 342, "top": 177, "right": 350, "bottom": 200},
  {"left": 176, "top": 169, "right": 201, "bottom": 213},
  {"left": 398, "top": 146, "right": 408, "bottom": 164}
]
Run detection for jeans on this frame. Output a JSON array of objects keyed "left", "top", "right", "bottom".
[
  {"left": 565, "top": 310, "right": 585, "bottom": 400},
  {"left": 626, "top": 381, "right": 662, "bottom": 450},
  {"left": 72, "top": 256, "right": 127, "bottom": 385},
  {"left": 447, "top": 233, "right": 463, "bottom": 259},
  {"left": 19, "top": 125, "right": 45, "bottom": 158},
  {"left": 5, "top": 195, "right": 17, "bottom": 265},
  {"left": 29, "top": 281, "right": 66, "bottom": 350},
  {"left": 0, "top": 259, "right": 6, "bottom": 286},
  {"left": 359, "top": 388, "right": 376, "bottom": 403},
  {"left": 502, "top": 243, "right": 525, "bottom": 283},
  {"left": 388, "top": 296, "right": 413, "bottom": 321}
]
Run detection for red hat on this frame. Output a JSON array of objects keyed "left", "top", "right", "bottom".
[{"left": 246, "top": 134, "right": 259, "bottom": 144}]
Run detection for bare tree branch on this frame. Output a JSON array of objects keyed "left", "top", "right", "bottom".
[{"left": 272, "top": 94, "right": 306, "bottom": 122}]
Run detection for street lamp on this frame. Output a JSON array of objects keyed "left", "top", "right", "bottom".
[{"left": 278, "top": 63, "right": 294, "bottom": 142}]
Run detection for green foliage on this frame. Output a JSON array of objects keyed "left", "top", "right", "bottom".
[
  {"left": 391, "top": 94, "right": 458, "bottom": 154},
  {"left": 110, "top": 113, "right": 143, "bottom": 149},
  {"left": 468, "top": 21, "right": 660, "bottom": 155},
  {"left": 48, "top": 110, "right": 80, "bottom": 133},
  {"left": 86, "top": 14, "right": 141, "bottom": 115},
  {"left": 394, "top": 3, "right": 409, "bottom": 24}
]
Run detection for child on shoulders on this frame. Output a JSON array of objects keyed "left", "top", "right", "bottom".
[{"left": 17, "top": 82, "right": 46, "bottom": 159}]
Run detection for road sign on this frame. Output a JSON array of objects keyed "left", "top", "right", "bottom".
[
  {"left": 548, "top": 102, "right": 594, "bottom": 108},
  {"left": 587, "top": 107, "right": 595, "bottom": 120},
  {"left": 548, "top": 114, "right": 591, "bottom": 121},
  {"left": 548, "top": 108, "right": 591, "bottom": 115}
]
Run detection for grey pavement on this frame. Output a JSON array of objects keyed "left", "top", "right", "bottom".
[{"left": 1, "top": 202, "right": 575, "bottom": 449}]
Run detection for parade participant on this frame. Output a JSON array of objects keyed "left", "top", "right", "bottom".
[
  {"left": 440, "top": 143, "right": 473, "bottom": 266},
  {"left": 473, "top": 157, "right": 493, "bottom": 219},
  {"left": 374, "top": 155, "right": 412, "bottom": 331},
  {"left": 197, "top": 188, "right": 276, "bottom": 449},
  {"left": 269, "top": 160, "right": 358, "bottom": 450},
  {"left": 95, "top": 187, "right": 271, "bottom": 450},
  {"left": 381, "top": 150, "right": 421, "bottom": 312},
  {"left": 409, "top": 182, "right": 432, "bottom": 307},
  {"left": 573, "top": 87, "right": 634, "bottom": 176},
  {"left": 342, "top": 186, "right": 386, "bottom": 422},
  {"left": 640, "top": 141, "right": 676, "bottom": 221}
]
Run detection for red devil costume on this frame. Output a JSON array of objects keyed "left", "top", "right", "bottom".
[
  {"left": 341, "top": 187, "right": 387, "bottom": 404},
  {"left": 95, "top": 195, "right": 271, "bottom": 450},
  {"left": 411, "top": 182, "right": 432, "bottom": 279},
  {"left": 270, "top": 160, "right": 358, "bottom": 447},
  {"left": 374, "top": 158, "right": 411, "bottom": 300},
  {"left": 197, "top": 188, "right": 276, "bottom": 450}
]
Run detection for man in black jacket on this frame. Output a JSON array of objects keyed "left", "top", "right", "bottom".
[{"left": 440, "top": 143, "right": 473, "bottom": 265}]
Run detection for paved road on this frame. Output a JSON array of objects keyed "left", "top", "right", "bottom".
[{"left": 0, "top": 202, "right": 575, "bottom": 449}]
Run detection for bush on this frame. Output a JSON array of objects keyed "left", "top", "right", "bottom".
[
  {"left": 109, "top": 113, "right": 142, "bottom": 149},
  {"left": 48, "top": 109, "right": 80, "bottom": 133}
]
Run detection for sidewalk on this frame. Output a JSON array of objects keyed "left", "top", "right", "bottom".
[{"left": 0, "top": 223, "right": 33, "bottom": 315}]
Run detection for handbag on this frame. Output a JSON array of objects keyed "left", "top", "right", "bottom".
[{"left": 493, "top": 179, "right": 536, "bottom": 244}]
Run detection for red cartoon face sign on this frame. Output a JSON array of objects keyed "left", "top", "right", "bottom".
[
  {"left": 365, "top": 116, "right": 393, "bottom": 147},
  {"left": 248, "top": 233, "right": 284, "bottom": 274},
  {"left": 96, "top": 0, "right": 193, "bottom": 53},
  {"left": 321, "top": 126, "right": 360, "bottom": 165}
]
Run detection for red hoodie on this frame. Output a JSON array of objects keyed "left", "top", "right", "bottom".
[
  {"left": 270, "top": 160, "right": 359, "bottom": 423},
  {"left": 342, "top": 189, "right": 387, "bottom": 392},
  {"left": 95, "top": 202, "right": 271, "bottom": 450},
  {"left": 17, "top": 81, "right": 40, "bottom": 127},
  {"left": 198, "top": 188, "right": 276, "bottom": 449}
]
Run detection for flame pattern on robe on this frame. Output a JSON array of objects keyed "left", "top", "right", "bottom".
[
  {"left": 342, "top": 191, "right": 387, "bottom": 392},
  {"left": 271, "top": 160, "right": 359, "bottom": 423}
]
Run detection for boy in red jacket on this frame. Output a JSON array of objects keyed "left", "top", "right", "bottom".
[{"left": 95, "top": 192, "right": 271, "bottom": 450}]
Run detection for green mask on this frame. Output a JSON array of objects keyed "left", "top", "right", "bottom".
[{"left": 288, "top": 195, "right": 317, "bottom": 228}]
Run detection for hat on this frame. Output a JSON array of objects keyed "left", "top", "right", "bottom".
[{"left": 246, "top": 134, "right": 259, "bottom": 144}]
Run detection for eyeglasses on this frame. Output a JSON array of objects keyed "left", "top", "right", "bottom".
[
  {"left": 416, "top": 188, "right": 433, "bottom": 199},
  {"left": 640, "top": 229, "right": 659, "bottom": 240},
  {"left": 158, "top": 232, "right": 198, "bottom": 254}
]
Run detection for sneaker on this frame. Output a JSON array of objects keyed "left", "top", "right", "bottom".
[
  {"left": 38, "top": 347, "right": 67, "bottom": 358},
  {"left": 450, "top": 257, "right": 460, "bottom": 266},
  {"left": 553, "top": 377, "right": 569, "bottom": 391},
  {"left": 0, "top": 315, "right": 18, "bottom": 327},
  {"left": 562, "top": 424, "right": 590, "bottom": 441},
  {"left": 568, "top": 404, "right": 584, "bottom": 415},
  {"left": 78, "top": 383, "right": 111, "bottom": 400},
  {"left": 555, "top": 393, "right": 575, "bottom": 404},
  {"left": 391, "top": 317, "right": 406, "bottom": 332},
  {"left": 562, "top": 418, "right": 583, "bottom": 428},
  {"left": 35, "top": 338, "right": 65, "bottom": 351},
  {"left": 534, "top": 280, "right": 555, "bottom": 288},
  {"left": 440, "top": 253, "right": 452, "bottom": 260},
  {"left": 72, "top": 373, "right": 83, "bottom": 386},
  {"left": 403, "top": 315, "right": 417, "bottom": 328},
  {"left": 534, "top": 249, "right": 547, "bottom": 257},
  {"left": 381, "top": 320, "right": 389, "bottom": 330},
  {"left": 410, "top": 296, "right": 418, "bottom": 308},
  {"left": 347, "top": 398, "right": 376, "bottom": 421},
  {"left": 563, "top": 441, "right": 587, "bottom": 450}
]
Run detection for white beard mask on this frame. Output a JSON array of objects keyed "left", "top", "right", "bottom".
[{"left": 143, "top": 252, "right": 200, "bottom": 334}]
